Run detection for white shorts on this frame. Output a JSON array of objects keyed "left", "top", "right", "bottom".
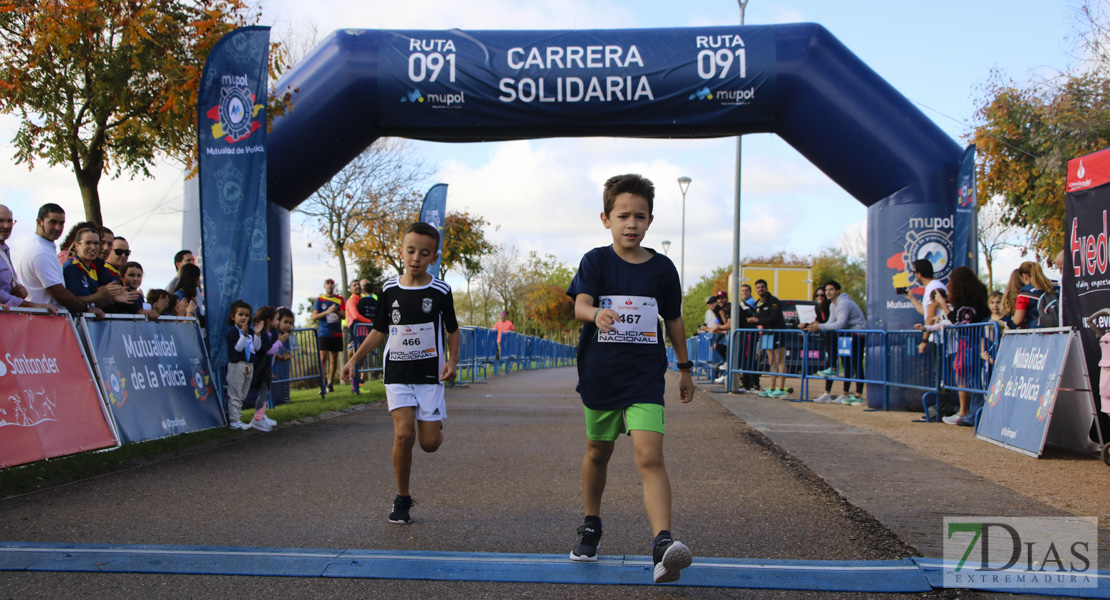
[{"left": 385, "top": 383, "right": 446, "bottom": 421}]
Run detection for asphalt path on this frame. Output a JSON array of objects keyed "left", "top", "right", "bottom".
[{"left": 1, "top": 367, "right": 973, "bottom": 599}]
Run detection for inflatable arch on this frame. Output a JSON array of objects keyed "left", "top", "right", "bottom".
[{"left": 262, "top": 23, "right": 971, "bottom": 405}]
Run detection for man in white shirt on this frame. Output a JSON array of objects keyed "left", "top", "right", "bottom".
[
  {"left": 902, "top": 258, "right": 946, "bottom": 325},
  {"left": 13, "top": 203, "right": 115, "bottom": 318}
]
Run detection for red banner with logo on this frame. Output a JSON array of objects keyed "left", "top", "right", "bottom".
[{"left": 0, "top": 312, "right": 117, "bottom": 468}]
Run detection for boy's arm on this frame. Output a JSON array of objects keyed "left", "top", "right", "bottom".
[
  {"left": 340, "top": 329, "right": 386, "bottom": 382},
  {"left": 664, "top": 316, "right": 695, "bottom": 404},
  {"left": 440, "top": 328, "right": 461, "bottom": 382},
  {"left": 575, "top": 293, "right": 616, "bottom": 332}
]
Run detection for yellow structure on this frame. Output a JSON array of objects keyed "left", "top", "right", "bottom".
[{"left": 732, "top": 264, "right": 813, "bottom": 301}]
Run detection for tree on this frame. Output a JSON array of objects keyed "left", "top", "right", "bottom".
[
  {"left": 811, "top": 247, "right": 865, "bottom": 310},
  {"left": 682, "top": 266, "right": 730, "bottom": 338},
  {"left": 972, "top": 5, "right": 1110, "bottom": 258},
  {"left": 976, "top": 196, "right": 1020, "bottom": 289},
  {"left": 0, "top": 0, "right": 271, "bottom": 224},
  {"left": 440, "top": 210, "right": 496, "bottom": 278},
  {"left": 297, "top": 138, "right": 430, "bottom": 297},
  {"left": 521, "top": 252, "right": 577, "bottom": 341}
]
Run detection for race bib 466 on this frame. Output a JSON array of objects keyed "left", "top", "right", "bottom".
[{"left": 387, "top": 322, "right": 438, "bottom": 360}]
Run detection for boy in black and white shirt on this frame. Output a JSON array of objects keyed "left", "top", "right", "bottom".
[{"left": 341, "top": 222, "right": 460, "bottom": 525}]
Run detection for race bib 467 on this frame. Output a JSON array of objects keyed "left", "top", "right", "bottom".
[{"left": 598, "top": 295, "right": 659, "bottom": 344}]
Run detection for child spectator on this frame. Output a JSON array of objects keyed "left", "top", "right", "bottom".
[
  {"left": 247, "top": 306, "right": 282, "bottom": 432},
  {"left": 565, "top": 173, "right": 694, "bottom": 584},
  {"left": 172, "top": 263, "right": 205, "bottom": 326},
  {"left": 225, "top": 300, "right": 261, "bottom": 430},
  {"left": 339, "top": 222, "right": 460, "bottom": 525},
  {"left": 121, "top": 262, "right": 166, "bottom": 320}
]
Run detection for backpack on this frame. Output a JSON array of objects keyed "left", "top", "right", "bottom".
[{"left": 1038, "top": 288, "right": 1060, "bottom": 328}]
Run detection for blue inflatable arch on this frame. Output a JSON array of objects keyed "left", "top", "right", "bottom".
[{"left": 264, "top": 23, "right": 968, "bottom": 406}]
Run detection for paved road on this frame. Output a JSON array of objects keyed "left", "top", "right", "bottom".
[{"left": 0, "top": 367, "right": 1093, "bottom": 599}]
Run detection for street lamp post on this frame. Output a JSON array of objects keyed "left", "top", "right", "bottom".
[
  {"left": 661, "top": 240, "right": 671, "bottom": 255},
  {"left": 677, "top": 176, "right": 692, "bottom": 294}
]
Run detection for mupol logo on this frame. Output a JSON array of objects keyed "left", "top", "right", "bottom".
[
  {"left": 689, "top": 87, "right": 714, "bottom": 100},
  {"left": 204, "top": 73, "right": 262, "bottom": 144},
  {"left": 400, "top": 89, "right": 424, "bottom": 103},
  {"left": 401, "top": 88, "right": 465, "bottom": 108}
]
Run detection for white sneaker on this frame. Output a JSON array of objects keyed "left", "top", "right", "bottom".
[
  {"left": 714, "top": 375, "right": 726, "bottom": 384},
  {"left": 251, "top": 418, "right": 273, "bottom": 432},
  {"left": 814, "top": 393, "right": 835, "bottom": 403},
  {"left": 262, "top": 416, "right": 277, "bottom": 427},
  {"left": 941, "top": 413, "right": 967, "bottom": 425}
]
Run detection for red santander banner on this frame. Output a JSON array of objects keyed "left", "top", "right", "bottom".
[{"left": 0, "top": 312, "right": 117, "bottom": 468}]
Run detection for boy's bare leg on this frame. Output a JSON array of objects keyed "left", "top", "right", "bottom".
[
  {"left": 630, "top": 429, "right": 671, "bottom": 536},
  {"left": 328, "top": 352, "right": 339, "bottom": 385},
  {"left": 416, "top": 419, "right": 443, "bottom": 453},
  {"left": 319, "top": 351, "right": 330, "bottom": 385},
  {"left": 582, "top": 439, "right": 615, "bottom": 516},
  {"left": 392, "top": 407, "right": 417, "bottom": 495}
]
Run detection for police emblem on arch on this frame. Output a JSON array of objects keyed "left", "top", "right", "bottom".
[
  {"left": 904, "top": 228, "right": 954, "bottom": 285},
  {"left": 422, "top": 298, "right": 433, "bottom": 313}
]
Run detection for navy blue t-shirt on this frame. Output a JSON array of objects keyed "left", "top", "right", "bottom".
[
  {"left": 566, "top": 245, "right": 682, "bottom": 410},
  {"left": 63, "top": 258, "right": 99, "bottom": 299}
]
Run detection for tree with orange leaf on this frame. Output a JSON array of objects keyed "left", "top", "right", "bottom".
[{"left": 0, "top": 0, "right": 266, "bottom": 224}]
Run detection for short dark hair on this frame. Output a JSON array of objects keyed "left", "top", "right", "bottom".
[
  {"left": 754, "top": 279, "right": 768, "bottom": 287},
  {"left": 123, "top": 261, "right": 143, "bottom": 273},
  {"left": 277, "top": 307, "right": 295, "bottom": 321},
  {"left": 174, "top": 250, "right": 193, "bottom": 267},
  {"left": 823, "top": 280, "right": 842, "bottom": 291},
  {"left": 740, "top": 284, "right": 751, "bottom": 291},
  {"left": 113, "top": 236, "right": 127, "bottom": 243},
  {"left": 912, "top": 258, "right": 934, "bottom": 279},
  {"left": 227, "top": 300, "right": 252, "bottom": 325},
  {"left": 404, "top": 222, "right": 440, "bottom": 247},
  {"left": 99, "top": 226, "right": 113, "bottom": 237},
  {"left": 602, "top": 174, "right": 655, "bottom": 215},
  {"left": 37, "top": 203, "right": 64, "bottom": 220}
]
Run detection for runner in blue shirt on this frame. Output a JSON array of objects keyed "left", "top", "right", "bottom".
[{"left": 565, "top": 173, "right": 694, "bottom": 584}]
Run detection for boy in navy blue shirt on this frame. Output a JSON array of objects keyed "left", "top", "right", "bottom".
[{"left": 566, "top": 173, "right": 695, "bottom": 584}]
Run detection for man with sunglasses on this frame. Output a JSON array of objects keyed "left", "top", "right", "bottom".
[{"left": 99, "top": 236, "right": 144, "bottom": 314}]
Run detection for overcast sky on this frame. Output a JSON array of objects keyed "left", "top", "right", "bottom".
[{"left": 0, "top": 0, "right": 1081, "bottom": 320}]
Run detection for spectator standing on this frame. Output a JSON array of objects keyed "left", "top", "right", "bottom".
[
  {"left": 171, "top": 263, "right": 205, "bottom": 326},
  {"left": 697, "top": 296, "right": 717, "bottom": 333},
  {"left": 16, "top": 210, "right": 115, "bottom": 318},
  {"left": 246, "top": 306, "right": 282, "bottom": 432},
  {"left": 799, "top": 288, "right": 830, "bottom": 389},
  {"left": 62, "top": 227, "right": 118, "bottom": 313},
  {"left": 100, "top": 236, "right": 130, "bottom": 284},
  {"left": 147, "top": 289, "right": 177, "bottom": 316},
  {"left": 166, "top": 250, "right": 195, "bottom": 292},
  {"left": 492, "top": 310, "right": 515, "bottom": 358},
  {"left": 748, "top": 279, "right": 787, "bottom": 398},
  {"left": 710, "top": 291, "right": 730, "bottom": 373},
  {"left": 1003, "top": 261, "right": 1055, "bottom": 329},
  {"left": 311, "top": 278, "right": 344, "bottom": 392},
  {"left": 727, "top": 289, "right": 761, "bottom": 392},
  {"left": 915, "top": 266, "right": 990, "bottom": 425},
  {"left": 96, "top": 226, "right": 114, "bottom": 265},
  {"left": 0, "top": 205, "right": 55, "bottom": 313},
  {"left": 345, "top": 280, "right": 372, "bottom": 391},
  {"left": 56, "top": 220, "right": 97, "bottom": 265},
  {"left": 121, "top": 262, "right": 165, "bottom": 320},
  {"left": 903, "top": 258, "right": 947, "bottom": 326},
  {"left": 740, "top": 283, "right": 757, "bottom": 308},
  {"left": 806, "top": 281, "right": 866, "bottom": 404},
  {"left": 225, "top": 300, "right": 261, "bottom": 430}
]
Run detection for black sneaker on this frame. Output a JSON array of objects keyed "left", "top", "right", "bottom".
[
  {"left": 327, "top": 383, "right": 335, "bottom": 393},
  {"left": 569, "top": 523, "right": 603, "bottom": 562},
  {"left": 652, "top": 537, "right": 692, "bottom": 583},
  {"left": 388, "top": 495, "right": 415, "bottom": 524}
]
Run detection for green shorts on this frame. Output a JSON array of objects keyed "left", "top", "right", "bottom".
[{"left": 584, "top": 403, "right": 665, "bottom": 441}]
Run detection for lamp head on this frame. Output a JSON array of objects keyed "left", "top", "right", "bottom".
[{"left": 677, "top": 176, "right": 692, "bottom": 195}]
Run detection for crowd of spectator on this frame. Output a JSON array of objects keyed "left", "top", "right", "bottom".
[{"left": 1, "top": 203, "right": 205, "bottom": 321}]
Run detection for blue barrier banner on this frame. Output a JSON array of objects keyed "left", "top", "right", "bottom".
[
  {"left": 978, "top": 332, "right": 1071, "bottom": 456},
  {"left": 82, "top": 318, "right": 223, "bottom": 444},
  {"left": 419, "top": 183, "right": 448, "bottom": 279},
  {"left": 837, "top": 336, "right": 853, "bottom": 357},
  {"left": 378, "top": 27, "right": 777, "bottom": 134},
  {"left": 197, "top": 26, "right": 272, "bottom": 373}
]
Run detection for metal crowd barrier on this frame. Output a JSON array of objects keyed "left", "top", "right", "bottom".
[{"left": 698, "top": 322, "right": 1003, "bottom": 415}]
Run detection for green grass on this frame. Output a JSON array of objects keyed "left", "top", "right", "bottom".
[{"left": 0, "top": 383, "right": 386, "bottom": 498}]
